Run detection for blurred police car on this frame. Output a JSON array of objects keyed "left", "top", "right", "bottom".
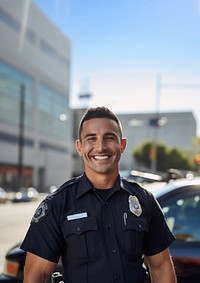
[{"left": 0, "top": 177, "right": 200, "bottom": 282}]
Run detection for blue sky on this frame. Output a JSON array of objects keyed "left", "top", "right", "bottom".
[{"left": 32, "top": 0, "right": 200, "bottom": 135}]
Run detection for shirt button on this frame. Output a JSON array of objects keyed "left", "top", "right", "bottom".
[
  {"left": 77, "top": 227, "right": 81, "bottom": 232},
  {"left": 114, "top": 274, "right": 120, "bottom": 280},
  {"left": 112, "top": 249, "right": 117, "bottom": 254},
  {"left": 106, "top": 224, "right": 112, "bottom": 230}
]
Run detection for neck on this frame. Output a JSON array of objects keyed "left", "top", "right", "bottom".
[{"left": 85, "top": 171, "right": 118, "bottom": 189}]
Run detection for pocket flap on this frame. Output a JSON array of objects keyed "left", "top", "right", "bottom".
[
  {"left": 63, "top": 216, "right": 98, "bottom": 237},
  {"left": 123, "top": 216, "right": 148, "bottom": 232}
]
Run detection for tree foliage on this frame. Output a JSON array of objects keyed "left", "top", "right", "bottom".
[
  {"left": 193, "top": 137, "right": 200, "bottom": 154},
  {"left": 133, "top": 141, "right": 195, "bottom": 172}
]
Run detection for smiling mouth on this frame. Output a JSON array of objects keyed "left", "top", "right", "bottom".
[{"left": 92, "top": 155, "right": 110, "bottom": 160}]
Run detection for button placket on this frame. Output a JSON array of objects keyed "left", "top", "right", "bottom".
[{"left": 103, "top": 200, "right": 124, "bottom": 282}]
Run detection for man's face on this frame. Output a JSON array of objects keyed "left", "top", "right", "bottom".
[{"left": 76, "top": 118, "right": 127, "bottom": 177}]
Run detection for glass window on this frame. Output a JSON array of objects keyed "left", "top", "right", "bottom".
[
  {"left": 26, "top": 29, "right": 36, "bottom": 44},
  {"left": 39, "top": 83, "right": 69, "bottom": 139},
  {"left": 0, "top": 7, "right": 20, "bottom": 32},
  {"left": 160, "top": 188, "right": 200, "bottom": 242},
  {"left": 40, "top": 39, "right": 69, "bottom": 68},
  {"left": 0, "top": 60, "right": 34, "bottom": 129}
]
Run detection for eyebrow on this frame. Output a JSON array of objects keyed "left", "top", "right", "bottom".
[
  {"left": 83, "top": 133, "right": 96, "bottom": 139},
  {"left": 104, "top": 132, "right": 118, "bottom": 138}
]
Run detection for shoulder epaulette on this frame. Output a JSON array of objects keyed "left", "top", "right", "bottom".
[{"left": 51, "top": 175, "right": 82, "bottom": 195}]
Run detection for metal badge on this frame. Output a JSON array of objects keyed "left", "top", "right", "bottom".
[{"left": 128, "top": 195, "right": 142, "bottom": 217}]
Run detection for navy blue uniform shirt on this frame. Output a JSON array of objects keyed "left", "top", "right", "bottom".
[{"left": 21, "top": 174, "right": 175, "bottom": 283}]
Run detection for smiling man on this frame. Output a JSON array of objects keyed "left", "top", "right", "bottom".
[{"left": 21, "top": 106, "right": 177, "bottom": 283}]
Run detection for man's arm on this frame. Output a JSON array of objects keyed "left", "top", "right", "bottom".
[
  {"left": 146, "top": 248, "right": 177, "bottom": 283},
  {"left": 23, "top": 252, "right": 57, "bottom": 283}
]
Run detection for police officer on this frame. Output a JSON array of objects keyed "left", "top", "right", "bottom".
[{"left": 21, "top": 106, "right": 177, "bottom": 283}]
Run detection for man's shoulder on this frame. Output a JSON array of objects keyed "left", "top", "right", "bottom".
[
  {"left": 121, "top": 178, "right": 153, "bottom": 197},
  {"left": 50, "top": 175, "right": 83, "bottom": 197},
  {"left": 122, "top": 177, "right": 144, "bottom": 190},
  {"left": 60, "top": 175, "right": 82, "bottom": 189}
]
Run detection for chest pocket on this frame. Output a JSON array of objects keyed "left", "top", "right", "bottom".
[
  {"left": 62, "top": 216, "right": 100, "bottom": 260},
  {"left": 122, "top": 215, "right": 148, "bottom": 259}
]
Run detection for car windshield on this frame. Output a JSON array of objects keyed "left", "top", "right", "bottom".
[{"left": 153, "top": 179, "right": 200, "bottom": 242}]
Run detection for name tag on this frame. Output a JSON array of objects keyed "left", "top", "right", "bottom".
[{"left": 67, "top": 212, "right": 88, "bottom": 221}]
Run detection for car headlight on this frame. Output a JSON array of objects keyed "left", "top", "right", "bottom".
[{"left": 15, "top": 192, "right": 22, "bottom": 200}]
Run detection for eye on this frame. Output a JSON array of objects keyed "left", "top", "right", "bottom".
[
  {"left": 87, "top": 136, "right": 96, "bottom": 141},
  {"left": 105, "top": 135, "right": 115, "bottom": 141}
]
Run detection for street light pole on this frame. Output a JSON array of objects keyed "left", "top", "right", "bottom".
[
  {"left": 150, "top": 74, "right": 161, "bottom": 171},
  {"left": 17, "top": 83, "right": 25, "bottom": 189}
]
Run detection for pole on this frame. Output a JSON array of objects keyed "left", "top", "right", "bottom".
[
  {"left": 150, "top": 74, "right": 161, "bottom": 171},
  {"left": 17, "top": 83, "right": 25, "bottom": 189}
]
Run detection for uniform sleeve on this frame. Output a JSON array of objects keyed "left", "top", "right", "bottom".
[
  {"left": 21, "top": 197, "right": 64, "bottom": 263},
  {"left": 143, "top": 193, "right": 175, "bottom": 256}
]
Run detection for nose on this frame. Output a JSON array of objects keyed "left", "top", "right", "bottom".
[{"left": 96, "top": 138, "right": 106, "bottom": 151}]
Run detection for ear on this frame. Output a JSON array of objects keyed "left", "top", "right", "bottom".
[
  {"left": 121, "top": 138, "right": 127, "bottom": 153},
  {"left": 75, "top": 140, "right": 83, "bottom": 156}
]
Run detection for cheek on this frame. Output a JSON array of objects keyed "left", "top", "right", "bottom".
[{"left": 79, "top": 144, "right": 91, "bottom": 156}]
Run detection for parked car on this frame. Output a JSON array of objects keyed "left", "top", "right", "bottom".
[
  {"left": 0, "top": 243, "right": 63, "bottom": 283},
  {"left": 12, "top": 187, "right": 39, "bottom": 203},
  {"left": 0, "top": 187, "right": 9, "bottom": 204},
  {"left": 151, "top": 177, "right": 200, "bottom": 283},
  {"left": 0, "top": 177, "right": 200, "bottom": 282}
]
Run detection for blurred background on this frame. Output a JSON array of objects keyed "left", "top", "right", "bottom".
[
  {"left": 0, "top": 0, "right": 200, "bottom": 193},
  {"left": 1, "top": 0, "right": 200, "bottom": 279}
]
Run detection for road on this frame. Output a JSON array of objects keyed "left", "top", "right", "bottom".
[{"left": 0, "top": 195, "right": 45, "bottom": 273}]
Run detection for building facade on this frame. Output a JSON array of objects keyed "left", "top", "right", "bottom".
[{"left": 0, "top": 0, "right": 72, "bottom": 191}]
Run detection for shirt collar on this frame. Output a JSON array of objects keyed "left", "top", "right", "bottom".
[
  {"left": 76, "top": 173, "right": 93, "bottom": 199},
  {"left": 76, "top": 173, "right": 123, "bottom": 199}
]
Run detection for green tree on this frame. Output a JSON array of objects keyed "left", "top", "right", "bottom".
[
  {"left": 133, "top": 141, "right": 195, "bottom": 172},
  {"left": 193, "top": 137, "right": 200, "bottom": 153}
]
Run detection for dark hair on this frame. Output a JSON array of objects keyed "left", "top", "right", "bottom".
[{"left": 78, "top": 106, "right": 123, "bottom": 140}]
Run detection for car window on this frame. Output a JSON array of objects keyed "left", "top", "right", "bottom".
[{"left": 160, "top": 190, "right": 200, "bottom": 242}]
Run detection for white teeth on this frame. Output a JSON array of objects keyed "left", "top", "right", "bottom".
[{"left": 94, "top": 155, "right": 109, "bottom": 160}]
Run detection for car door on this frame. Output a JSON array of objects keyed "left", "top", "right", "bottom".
[{"left": 158, "top": 186, "right": 200, "bottom": 283}]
